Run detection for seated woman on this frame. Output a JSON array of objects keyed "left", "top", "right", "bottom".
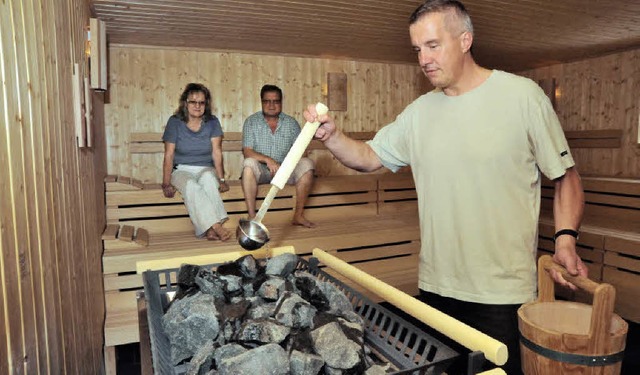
[{"left": 161, "top": 83, "right": 231, "bottom": 241}]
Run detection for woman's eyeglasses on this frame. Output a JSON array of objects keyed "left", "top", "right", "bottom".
[{"left": 187, "top": 100, "right": 206, "bottom": 106}]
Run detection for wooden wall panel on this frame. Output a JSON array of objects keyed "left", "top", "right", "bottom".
[
  {"left": 0, "top": 0, "right": 107, "bottom": 373},
  {"left": 519, "top": 48, "right": 640, "bottom": 178},
  {"left": 105, "top": 45, "right": 429, "bottom": 182}
]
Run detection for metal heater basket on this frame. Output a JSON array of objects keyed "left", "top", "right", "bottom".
[{"left": 142, "top": 257, "right": 459, "bottom": 374}]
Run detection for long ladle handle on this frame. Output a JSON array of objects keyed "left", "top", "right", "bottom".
[
  {"left": 270, "top": 103, "right": 329, "bottom": 190},
  {"left": 254, "top": 185, "right": 280, "bottom": 223},
  {"left": 254, "top": 102, "right": 328, "bottom": 224}
]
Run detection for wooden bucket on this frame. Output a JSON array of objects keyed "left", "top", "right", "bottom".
[{"left": 518, "top": 255, "right": 628, "bottom": 374}]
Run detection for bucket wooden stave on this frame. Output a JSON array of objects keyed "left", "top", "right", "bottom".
[{"left": 517, "top": 255, "right": 628, "bottom": 375}]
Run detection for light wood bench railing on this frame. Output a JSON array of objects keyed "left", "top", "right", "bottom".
[
  {"left": 101, "top": 172, "right": 420, "bottom": 373},
  {"left": 537, "top": 175, "right": 640, "bottom": 324},
  {"left": 129, "top": 131, "right": 377, "bottom": 154}
]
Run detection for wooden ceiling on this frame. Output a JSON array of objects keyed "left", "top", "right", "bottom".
[{"left": 91, "top": 0, "right": 640, "bottom": 72}]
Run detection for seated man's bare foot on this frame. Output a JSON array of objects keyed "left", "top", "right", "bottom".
[
  {"left": 292, "top": 216, "right": 316, "bottom": 228},
  {"left": 205, "top": 227, "right": 220, "bottom": 241},
  {"left": 212, "top": 223, "right": 231, "bottom": 241}
]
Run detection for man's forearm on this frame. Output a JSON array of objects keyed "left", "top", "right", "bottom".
[
  {"left": 324, "top": 130, "right": 383, "bottom": 172},
  {"left": 552, "top": 166, "right": 588, "bottom": 280},
  {"left": 553, "top": 167, "right": 584, "bottom": 232},
  {"left": 243, "top": 148, "right": 272, "bottom": 164}
]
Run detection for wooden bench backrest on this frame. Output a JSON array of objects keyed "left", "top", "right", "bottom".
[
  {"left": 541, "top": 175, "right": 640, "bottom": 232},
  {"left": 129, "top": 131, "right": 376, "bottom": 154}
]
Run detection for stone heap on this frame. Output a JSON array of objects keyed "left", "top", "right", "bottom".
[{"left": 162, "top": 253, "right": 392, "bottom": 375}]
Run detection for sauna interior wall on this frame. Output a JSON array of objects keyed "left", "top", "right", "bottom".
[
  {"left": 105, "top": 45, "right": 429, "bottom": 181},
  {"left": 0, "top": 0, "right": 107, "bottom": 373},
  {"left": 519, "top": 48, "right": 640, "bottom": 178}
]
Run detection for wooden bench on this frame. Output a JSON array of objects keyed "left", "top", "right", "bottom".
[
  {"left": 537, "top": 175, "right": 640, "bottom": 323},
  {"left": 102, "top": 172, "right": 420, "bottom": 373}
]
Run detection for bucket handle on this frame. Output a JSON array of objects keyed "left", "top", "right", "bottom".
[{"left": 537, "top": 255, "right": 616, "bottom": 355}]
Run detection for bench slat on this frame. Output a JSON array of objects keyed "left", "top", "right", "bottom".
[
  {"left": 604, "top": 252, "right": 640, "bottom": 273},
  {"left": 307, "top": 191, "right": 377, "bottom": 206},
  {"left": 379, "top": 190, "right": 417, "bottom": 201},
  {"left": 378, "top": 174, "right": 415, "bottom": 190},
  {"left": 542, "top": 175, "right": 640, "bottom": 196},
  {"left": 603, "top": 267, "right": 640, "bottom": 323},
  {"left": 378, "top": 201, "right": 420, "bottom": 215},
  {"left": 106, "top": 181, "right": 141, "bottom": 191},
  {"left": 604, "top": 235, "right": 640, "bottom": 258},
  {"left": 334, "top": 241, "right": 420, "bottom": 263}
]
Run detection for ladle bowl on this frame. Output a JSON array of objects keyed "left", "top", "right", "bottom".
[{"left": 236, "top": 218, "right": 270, "bottom": 250}]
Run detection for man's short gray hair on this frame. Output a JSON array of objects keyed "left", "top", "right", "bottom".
[{"left": 409, "top": 0, "right": 474, "bottom": 36}]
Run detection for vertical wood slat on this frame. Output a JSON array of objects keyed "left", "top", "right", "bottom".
[
  {"left": 39, "top": 0, "right": 65, "bottom": 372},
  {"left": 1, "top": 0, "right": 106, "bottom": 373},
  {"left": 4, "top": 1, "right": 36, "bottom": 373},
  {"left": 327, "top": 72, "right": 348, "bottom": 111},
  {"left": 60, "top": 1, "right": 81, "bottom": 373},
  {"left": 24, "top": 0, "right": 57, "bottom": 372},
  {"left": 90, "top": 18, "right": 108, "bottom": 90},
  {"left": 0, "top": 0, "right": 22, "bottom": 371}
]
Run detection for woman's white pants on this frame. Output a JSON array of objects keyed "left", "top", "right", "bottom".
[{"left": 171, "top": 165, "right": 228, "bottom": 237}]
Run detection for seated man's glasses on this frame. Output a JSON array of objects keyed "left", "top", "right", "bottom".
[
  {"left": 261, "top": 99, "right": 282, "bottom": 105},
  {"left": 187, "top": 100, "right": 206, "bottom": 106}
]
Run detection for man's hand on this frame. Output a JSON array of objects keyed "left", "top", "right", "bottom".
[
  {"left": 304, "top": 104, "right": 336, "bottom": 142},
  {"left": 265, "top": 158, "right": 280, "bottom": 176},
  {"left": 162, "top": 183, "right": 176, "bottom": 198},
  {"left": 218, "top": 181, "right": 230, "bottom": 193},
  {"left": 551, "top": 236, "right": 588, "bottom": 290}
]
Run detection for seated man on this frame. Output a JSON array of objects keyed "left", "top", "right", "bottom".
[{"left": 241, "top": 84, "right": 316, "bottom": 228}]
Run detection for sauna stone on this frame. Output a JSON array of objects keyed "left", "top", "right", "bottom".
[
  {"left": 213, "top": 343, "right": 247, "bottom": 367},
  {"left": 163, "top": 253, "right": 370, "bottom": 373},
  {"left": 311, "top": 321, "right": 362, "bottom": 369},
  {"left": 235, "top": 318, "right": 291, "bottom": 344},
  {"left": 266, "top": 252, "right": 299, "bottom": 277},
  {"left": 162, "top": 292, "right": 220, "bottom": 364},
  {"left": 258, "top": 276, "right": 289, "bottom": 300},
  {"left": 274, "top": 292, "right": 317, "bottom": 329},
  {"left": 289, "top": 350, "right": 324, "bottom": 375},
  {"left": 185, "top": 339, "right": 214, "bottom": 375},
  {"left": 217, "top": 343, "right": 289, "bottom": 375}
]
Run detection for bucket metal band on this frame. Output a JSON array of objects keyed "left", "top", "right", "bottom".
[{"left": 520, "top": 335, "right": 625, "bottom": 367}]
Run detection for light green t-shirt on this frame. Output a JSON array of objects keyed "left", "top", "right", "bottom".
[{"left": 368, "top": 70, "right": 575, "bottom": 304}]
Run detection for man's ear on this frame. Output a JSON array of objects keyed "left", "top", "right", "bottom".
[{"left": 460, "top": 31, "right": 473, "bottom": 53}]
